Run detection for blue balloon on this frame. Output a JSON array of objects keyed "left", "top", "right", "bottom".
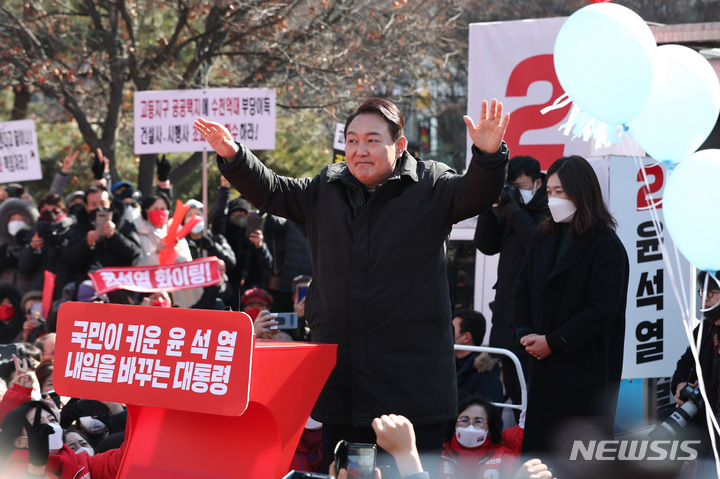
[
  {"left": 664, "top": 150, "right": 720, "bottom": 271},
  {"left": 629, "top": 45, "right": 720, "bottom": 164},
  {"left": 554, "top": 3, "right": 656, "bottom": 125}
]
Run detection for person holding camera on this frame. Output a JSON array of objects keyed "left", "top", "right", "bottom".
[
  {"left": 474, "top": 156, "right": 549, "bottom": 420},
  {"left": 196, "top": 97, "right": 509, "bottom": 478},
  {"left": 0, "top": 198, "right": 38, "bottom": 294},
  {"left": 18, "top": 194, "right": 75, "bottom": 300},
  {"left": 665, "top": 271, "right": 720, "bottom": 468}
]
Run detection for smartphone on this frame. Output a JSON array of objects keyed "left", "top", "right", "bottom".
[
  {"left": 269, "top": 312, "right": 299, "bottom": 330},
  {"left": 95, "top": 211, "right": 112, "bottom": 232},
  {"left": 30, "top": 302, "right": 44, "bottom": 323},
  {"left": 334, "top": 440, "right": 377, "bottom": 479},
  {"left": 297, "top": 284, "right": 308, "bottom": 302},
  {"left": 245, "top": 210, "right": 266, "bottom": 238},
  {"left": 282, "top": 472, "right": 333, "bottom": 479},
  {"left": 0, "top": 344, "right": 18, "bottom": 361}
]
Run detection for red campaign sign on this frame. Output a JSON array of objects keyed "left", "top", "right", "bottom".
[
  {"left": 88, "top": 256, "right": 222, "bottom": 294},
  {"left": 54, "top": 302, "right": 255, "bottom": 416}
]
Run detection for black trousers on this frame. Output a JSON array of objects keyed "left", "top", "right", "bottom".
[{"left": 321, "top": 421, "right": 446, "bottom": 479}]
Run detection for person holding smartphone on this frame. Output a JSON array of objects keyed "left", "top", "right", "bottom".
[
  {"left": 13, "top": 291, "right": 44, "bottom": 344},
  {"left": 64, "top": 186, "right": 142, "bottom": 289}
]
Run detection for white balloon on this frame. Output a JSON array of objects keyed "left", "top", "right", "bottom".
[
  {"left": 554, "top": 3, "right": 656, "bottom": 125},
  {"left": 629, "top": 45, "right": 720, "bottom": 164},
  {"left": 664, "top": 149, "right": 720, "bottom": 271}
]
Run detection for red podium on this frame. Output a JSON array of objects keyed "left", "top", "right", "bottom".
[{"left": 55, "top": 303, "right": 337, "bottom": 479}]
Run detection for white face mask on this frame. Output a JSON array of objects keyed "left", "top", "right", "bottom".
[
  {"left": 455, "top": 425, "right": 488, "bottom": 448},
  {"left": 48, "top": 422, "right": 64, "bottom": 452},
  {"left": 7, "top": 220, "right": 28, "bottom": 236},
  {"left": 548, "top": 196, "right": 577, "bottom": 223},
  {"left": 75, "top": 446, "right": 95, "bottom": 456},
  {"left": 79, "top": 416, "right": 107, "bottom": 434},
  {"left": 518, "top": 188, "right": 534, "bottom": 205},
  {"left": 190, "top": 217, "right": 205, "bottom": 235}
]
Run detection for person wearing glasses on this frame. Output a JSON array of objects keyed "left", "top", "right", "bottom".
[
  {"left": 667, "top": 270, "right": 720, "bottom": 470},
  {"left": 439, "top": 397, "right": 518, "bottom": 479}
]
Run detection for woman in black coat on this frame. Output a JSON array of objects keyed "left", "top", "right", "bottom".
[{"left": 513, "top": 155, "right": 629, "bottom": 459}]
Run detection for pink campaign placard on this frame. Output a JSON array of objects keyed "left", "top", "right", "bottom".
[
  {"left": 88, "top": 256, "right": 222, "bottom": 294},
  {"left": 54, "top": 302, "right": 255, "bottom": 416}
]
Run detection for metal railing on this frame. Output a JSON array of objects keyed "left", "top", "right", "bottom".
[{"left": 453, "top": 345, "right": 527, "bottom": 413}]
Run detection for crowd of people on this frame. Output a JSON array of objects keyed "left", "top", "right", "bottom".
[{"left": 0, "top": 92, "right": 711, "bottom": 479}]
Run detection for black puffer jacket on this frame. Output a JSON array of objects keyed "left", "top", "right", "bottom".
[{"left": 219, "top": 142, "right": 507, "bottom": 427}]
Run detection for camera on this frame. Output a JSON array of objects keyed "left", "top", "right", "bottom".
[
  {"left": 334, "top": 440, "right": 376, "bottom": 479},
  {"left": 36, "top": 219, "right": 72, "bottom": 246},
  {"left": 649, "top": 385, "right": 704, "bottom": 440},
  {"left": 5, "top": 184, "right": 25, "bottom": 198}
]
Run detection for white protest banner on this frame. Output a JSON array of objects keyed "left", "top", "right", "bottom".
[
  {"left": 88, "top": 257, "right": 222, "bottom": 294},
  {"left": 609, "top": 156, "right": 691, "bottom": 379},
  {"left": 134, "top": 88, "right": 276, "bottom": 154},
  {"left": 0, "top": 119, "right": 41, "bottom": 183}
]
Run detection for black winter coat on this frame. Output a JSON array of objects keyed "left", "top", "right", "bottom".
[
  {"left": 514, "top": 226, "right": 629, "bottom": 455},
  {"left": 219, "top": 143, "right": 507, "bottom": 427},
  {"left": 474, "top": 188, "right": 549, "bottom": 352}
]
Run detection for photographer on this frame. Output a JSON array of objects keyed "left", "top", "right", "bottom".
[
  {"left": 18, "top": 194, "right": 75, "bottom": 299},
  {"left": 664, "top": 271, "right": 720, "bottom": 468},
  {"left": 473, "top": 155, "right": 549, "bottom": 420}
]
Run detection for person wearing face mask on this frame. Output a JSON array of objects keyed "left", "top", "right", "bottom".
[
  {"left": 0, "top": 284, "right": 24, "bottom": 345},
  {"left": 18, "top": 194, "right": 76, "bottom": 299},
  {"left": 440, "top": 397, "right": 518, "bottom": 479},
  {"left": 210, "top": 178, "right": 273, "bottom": 310},
  {"left": 64, "top": 186, "right": 142, "bottom": 289},
  {"left": 0, "top": 400, "right": 126, "bottom": 479},
  {"left": 179, "top": 199, "right": 236, "bottom": 310},
  {"left": 133, "top": 192, "right": 192, "bottom": 272},
  {"left": 0, "top": 197, "right": 38, "bottom": 293},
  {"left": 665, "top": 270, "right": 720, "bottom": 470},
  {"left": 513, "top": 155, "right": 629, "bottom": 460},
  {"left": 474, "top": 156, "right": 549, "bottom": 423},
  {"left": 63, "top": 427, "right": 95, "bottom": 456}
]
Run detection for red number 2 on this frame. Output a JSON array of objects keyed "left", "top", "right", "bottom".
[{"left": 505, "top": 54, "right": 570, "bottom": 171}]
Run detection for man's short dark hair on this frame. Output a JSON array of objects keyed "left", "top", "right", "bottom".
[
  {"left": 37, "top": 194, "right": 65, "bottom": 211},
  {"left": 344, "top": 98, "right": 405, "bottom": 142},
  {"left": 698, "top": 271, "right": 720, "bottom": 292},
  {"left": 454, "top": 310, "right": 486, "bottom": 346},
  {"left": 508, "top": 156, "right": 541, "bottom": 182},
  {"left": 83, "top": 185, "right": 110, "bottom": 204}
]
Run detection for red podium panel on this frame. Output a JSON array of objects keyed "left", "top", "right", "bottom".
[{"left": 55, "top": 303, "right": 337, "bottom": 479}]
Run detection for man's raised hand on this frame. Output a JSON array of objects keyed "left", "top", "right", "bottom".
[
  {"left": 463, "top": 98, "right": 510, "bottom": 155},
  {"left": 194, "top": 118, "right": 240, "bottom": 159}
]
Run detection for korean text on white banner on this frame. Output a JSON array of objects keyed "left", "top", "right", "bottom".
[
  {"left": 134, "top": 88, "right": 276, "bottom": 155},
  {"left": 467, "top": 18, "right": 642, "bottom": 171},
  {"left": 0, "top": 119, "right": 42, "bottom": 183},
  {"left": 609, "top": 156, "right": 692, "bottom": 379}
]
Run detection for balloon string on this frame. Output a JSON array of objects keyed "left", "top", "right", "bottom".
[
  {"left": 632, "top": 152, "right": 720, "bottom": 475},
  {"left": 540, "top": 93, "right": 572, "bottom": 114}
]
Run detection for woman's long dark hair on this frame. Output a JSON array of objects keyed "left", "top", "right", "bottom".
[{"left": 542, "top": 155, "right": 617, "bottom": 239}]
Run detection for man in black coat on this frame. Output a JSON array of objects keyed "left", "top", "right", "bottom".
[
  {"left": 195, "top": 98, "right": 510, "bottom": 477},
  {"left": 64, "top": 186, "right": 142, "bottom": 286},
  {"left": 474, "top": 155, "right": 549, "bottom": 418}
]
